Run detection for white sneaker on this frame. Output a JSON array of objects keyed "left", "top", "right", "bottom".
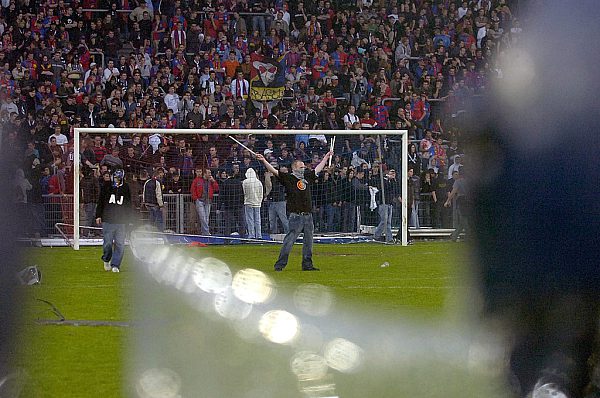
[
  {"left": 103, "top": 261, "right": 111, "bottom": 271},
  {"left": 111, "top": 267, "right": 120, "bottom": 273}
]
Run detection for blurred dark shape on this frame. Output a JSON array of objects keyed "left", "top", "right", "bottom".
[
  {"left": 466, "top": 2, "right": 600, "bottom": 397},
  {"left": 0, "top": 128, "right": 22, "bottom": 391}
]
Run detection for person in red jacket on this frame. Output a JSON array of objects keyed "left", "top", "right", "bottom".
[{"left": 190, "top": 167, "right": 219, "bottom": 235}]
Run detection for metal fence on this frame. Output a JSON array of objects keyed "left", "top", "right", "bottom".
[
  {"left": 28, "top": 195, "right": 76, "bottom": 237},
  {"left": 27, "top": 192, "right": 454, "bottom": 239}
]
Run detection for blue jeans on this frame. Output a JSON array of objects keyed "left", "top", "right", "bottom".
[
  {"left": 245, "top": 205, "right": 262, "bottom": 239},
  {"left": 374, "top": 204, "right": 393, "bottom": 242},
  {"left": 351, "top": 92, "right": 363, "bottom": 109},
  {"left": 268, "top": 201, "right": 289, "bottom": 234},
  {"left": 195, "top": 200, "right": 211, "bottom": 235},
  {"left": 410, "top": 201, "right": 420, "bottom": 228},
  {"left": 252, "top": 15, "right": 266, "bottom": 36},
  {"left": 102, "top": 222, "right": 126, "bottom": 268},
  {"left": 324, "top": 204, "right": 341, "bottom": 232},
  {"left": 148, "top": 205, "right": 164, "bottom": 231},
  {"left": 84, "top": 203, "right": 97, "bottom": 228},
  {"left": 30, "top": 203, "right": 46, "bottom": 236},
  {"left": 450, "top": 199, "right": 471, "bottom": 241},
  {"left": 274, "top": 213, "right": 314, "bottom": 270},
  {"left": 342, "top": 202, "right": 356, "bottom": 232}
]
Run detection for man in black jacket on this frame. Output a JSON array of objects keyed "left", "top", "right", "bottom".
[
  {"left": 95, "top": 169, "right": 131, "bottom": 273},
  {"left": 374, "top": 169, "right": 401, "bottom": 243},
  {"left": 219, "top": 170, "right": 245, "bottom": 236},
  {"left": 256, "top": 151, "right": 333, "bottom": 271},
  {"left": 265, "top": 164, "right": 289, "bottom": 234}
]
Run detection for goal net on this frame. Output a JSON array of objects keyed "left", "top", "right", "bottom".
[{"left": 71, "top": 128, "right": 409, "bottom": 249}]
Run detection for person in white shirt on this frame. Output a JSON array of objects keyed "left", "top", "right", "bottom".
[
  {"left": 163, "top": 85, "right": 180, "bottom": 115},
  {"left": 230, "top": 71, "right": 249, "bottom": 100},
  {"left": 447, "top": 155, "right": 463, "bottom": 180},
  {"left": 0, "top": 96, "right": 18, "bottom": 115},
  {"left": 343, "top": 105, "right": 360, "bottom": 129},
  {"left": 48, "top": 126, "right": 69, "bottom": 151},
  {"left": 102, "top": 60, "right": 120, "bottom": 85},
  {"left": 148, "top": 133, "right": 163, "bottom": 153},
  {"left": 201, "top": 70, "right": 218, "bottom": 94},
  {"left": 129, "top": 1, "right": 149, "bottom": 23},
  {"left": 458, "top": 1, "right": 469, "bottom": 19},
  {"left": 394, "top": 37, "right": 411, "bottom": 63}
]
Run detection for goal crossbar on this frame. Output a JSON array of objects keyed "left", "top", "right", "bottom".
[{"left": 73, "top": 128, "right": 409, "bottom": 250}]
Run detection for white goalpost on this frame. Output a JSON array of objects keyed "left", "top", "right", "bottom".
[{"left": 73, "top": 128, "right": 409, "bottom": 250}]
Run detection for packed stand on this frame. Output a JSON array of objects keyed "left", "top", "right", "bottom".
[{"left": 0, "top": 0, "right": 519, "bottom": 237}]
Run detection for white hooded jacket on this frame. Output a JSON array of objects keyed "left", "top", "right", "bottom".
[
  {"left": 447, "top": 156, "right": 462, "bottom": 180},
  {"left": 242, "top": 168, "right": 264, "bottom": 207}
]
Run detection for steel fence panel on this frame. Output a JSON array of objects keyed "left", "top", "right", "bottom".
[{"left": 43, "top": 195, "right": 74, "bottom": 236}]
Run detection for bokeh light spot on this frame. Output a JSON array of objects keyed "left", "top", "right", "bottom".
[
  {"left": 214, "top": 287, "right": 253, "bottom": 320},
  {"left": 232, "top": 268, "right": 275, "bottom": 304},
  {"left": 293, "top": 284, "right": 334, "bottom": 317},
  {"left": 135, "top": 368, "right": 182, "bottom": 398},
  {"left": 259, "top": 310, "right": 299, "bottom": 344},
  {"left": 290, "top": 351, "right": 329, "bottom": 381},
  {"left": 324, "top": 338, "right": 363, "bottom": 373},
  {"left": 192, "top": 257, "right": 232, "bottom": 294}
]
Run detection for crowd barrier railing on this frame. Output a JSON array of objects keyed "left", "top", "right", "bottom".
[{"left": 31, "top": 190, "right": 452, "bottom": 239}]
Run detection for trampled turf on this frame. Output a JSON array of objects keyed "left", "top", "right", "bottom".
[{"left": 15, "top": 242, "right": 470, "bottom": 397}]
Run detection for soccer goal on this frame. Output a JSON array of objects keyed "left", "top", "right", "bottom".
[{"left": 72, "top": 128, "right": 409, "bottom": 250}]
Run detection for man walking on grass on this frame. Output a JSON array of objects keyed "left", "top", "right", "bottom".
[
  {"left": 256, "top": 150, "right": 332, "bottom": 271},
  {"left": 96, "top": 169, "right": 131, "bottom": 273}
]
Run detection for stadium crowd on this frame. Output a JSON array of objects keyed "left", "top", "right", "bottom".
[{"left": 0, "top": 0, "right": 520, "bottom": 237}]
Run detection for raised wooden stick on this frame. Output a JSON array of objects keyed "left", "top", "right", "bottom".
[
  {"left": 328, "top": 136, "right": 336, "bottom": 167},
  {"left": 228, "top": 135, "right": 258, "bottom": 157}
]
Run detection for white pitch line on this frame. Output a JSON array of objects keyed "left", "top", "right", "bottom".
[
  {"left": 327, "top": 276, "right": 459, "bottom": 282},
  {"left": 39, "top": 285, "right": 128, "bottom": 289},
  {"left": 342, "top": 285, "right": 467, "bottom": 289}
]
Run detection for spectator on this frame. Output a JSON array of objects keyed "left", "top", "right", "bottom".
[
  {"left": 2, "top": 0, "right": 511, "bottom": 236},
  {"left": 190, "top": 167, "right": 219, "bottom": 236},
  {"left": 343, "top": 105, "right": 360, "bottom": 130},
  {"left": 163, "top": 85, "right": 180, "bottom": 116},
  {"left": 81, "top": 167, "right": 100, "bottom": 236},
  {"left": 219, "top": 169, "right": 245, "bottom": 236},
  {"left": 444, "top": 168, "right": 470, "bottom": 241},
  {"left": 242, "top": 167, "right": 263, "bottom": 240},
  {"left": 408, "top": 167, "right": 421, "bottom": 229},
  {"left": 420, "top": 170, "right": 438, "bottom": 228},
  {"left": 129, "top": 2, "right": 150, "bottom": 23},
  {"left": 265, "top": 164, "right": 289, "bottom": 234},
  {"left": 142, "top": 168, "right": 165, "bottom": 231},
  {"left": 374, "top": 169, "right": 400, "bottom": 243},
  {"left": 170, "top": 21, "right": 187, "bottom": 50},
  {"left": 14, "top": 168, "right": 32, "bottom": 236},
  {"left": 352, "top": 169, "right": 370, "bottom": 226},
  {"left": 48, "top": 125, "right": 68, "bottom": 152},
  {"left": 230, "top": 71, "right": 249, "bottom": 101},
  {"left": 419, "top": 130, "right": 435, "bottom": 171},
  {"left": 340, "top": 168, "right": 355, "bottom": 232}
]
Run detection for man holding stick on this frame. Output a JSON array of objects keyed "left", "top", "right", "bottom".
[{"left": 256, "top": 150, "right": 333, "bottom": 271}]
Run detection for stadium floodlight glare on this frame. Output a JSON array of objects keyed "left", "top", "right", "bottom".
[{"left": 73, "top": 128, "right": 409, "bottom": 250}]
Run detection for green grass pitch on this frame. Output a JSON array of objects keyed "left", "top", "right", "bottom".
[{"left": 14, "top": 242, "right": 468, "bottom": 397}]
